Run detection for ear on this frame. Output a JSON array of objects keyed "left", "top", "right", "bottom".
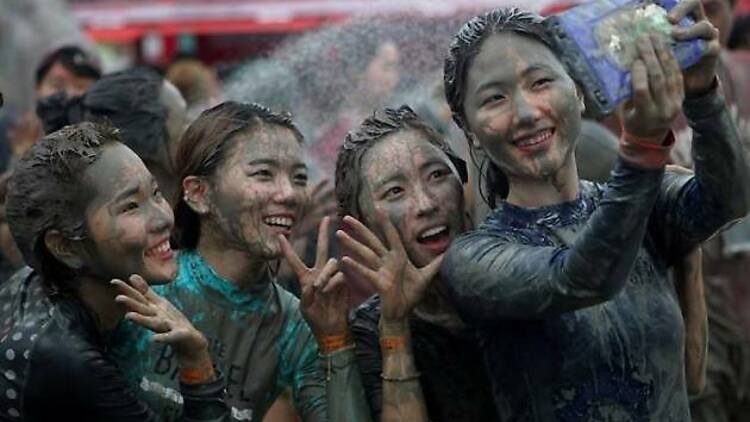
[
  {"left": 44, "top": 230, "right": 86, "bottom": 270},
  {"left": 182, "top": 176, "right": 211, "bottom": 215}
]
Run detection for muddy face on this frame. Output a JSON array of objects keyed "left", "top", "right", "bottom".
[
  {"left": 204, "top": 125, "right": 307, "bottom": 260},
  {"left": 357, "top": 130, "right": 465, "bottom": 267},
  {"left": 80, "top": 143, "right": 176, "bottom": 283},
  {"left": 462, "top": 33, "right": 583, "bottom": 184}
]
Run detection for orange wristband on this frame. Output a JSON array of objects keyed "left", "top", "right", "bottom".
[
  {"left": 179, "top": 359, "right": 215, "bottom": 385},
  {"left": 619, "top": 130, "right": 675, "bottom": 169},
  {"left": 379, "top": 336, "right": 408, "bottom": 352},
  {"left": 319, "top": 333, "right": 353, "bottom": 354}
]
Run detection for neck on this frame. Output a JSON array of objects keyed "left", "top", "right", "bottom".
[
  {"left": 505, "top": 158, "right": 579, "bottom": 208},
  {"left": 75, "top": 275, "right": 124, "bottom": 333},
  {"left": 196, "top": 231, "right": 269, "bottom": 289}
]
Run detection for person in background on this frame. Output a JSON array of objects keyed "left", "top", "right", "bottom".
[{"left": 166, "top": 57, "right": 222, "bottom": 119}]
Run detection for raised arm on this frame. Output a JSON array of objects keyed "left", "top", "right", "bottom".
[
  {"left": 278, "top": 216, "right": 372, "bottom": 422},
  {"left": 649, "top": 0, "right": 750, "bottom": 263},
  {"left": 338, "top": 213, "right": 442, "bottom": 422},
  {"left": 441, "top": 30, "right": 698, "bottom": 322},
  {"left": 441, "top": 159, "right": 663, "bottom": 321}
]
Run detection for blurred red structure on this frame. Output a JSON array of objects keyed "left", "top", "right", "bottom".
[{"left": 69, "top": 0, "right": 552, "bottom": 66}]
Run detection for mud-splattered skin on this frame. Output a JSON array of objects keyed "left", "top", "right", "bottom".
[
  {"left": 462, "top": 33, "right": 583, "bottom": 197},
  {"left": 80, "top": 143, "right": 177, "bottom": 283},
  {"left": 357, "top": 130, "right": 465, "bottom": 267},
  {"left": 199, "top": 124, "right": 308, "bottom": 261},
  {"left": 442, "top": 47, "right": 750, "bottom": 422},
  {"left": 351, "top": 129, "right": 499, "bottom": 421}
]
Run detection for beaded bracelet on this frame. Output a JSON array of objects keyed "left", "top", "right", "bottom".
[{"left": 381, "top": 371, "right": 421, "bottom": 382}]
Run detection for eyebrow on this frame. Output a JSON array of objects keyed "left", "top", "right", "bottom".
[
  {"left": 248, "top": 158, "right": 307, "bottom": 170},
  {"left": 420, "top": 158, "right": 449, "bottom": 172},
  {"left": 112, "top": 176, "right": 155, "bottom": 204},
  {"left": 112, "top": 183, "right": 141, "bottom": 204},
  {"left": 373, "top": 173, "right": 408, "bottom": 191}
]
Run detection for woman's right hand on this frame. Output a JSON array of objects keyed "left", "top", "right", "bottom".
[
  {"left": 622, "top": 35, "right": 685, "bottom": 142},
  {"left": 336, "top": 211, "right": 443, "bottom": 324},
  {"left": 112, "top": 274, "right": 211, "bottom": 370}
]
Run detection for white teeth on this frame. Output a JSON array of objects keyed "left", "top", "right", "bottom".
[
  {"left": 516, "top": 129, "right": 552, "bottom": 147},
  {"left": 419, "top": 225, "right": 448, "bottom": 240},
  {"left": 263, "top": 216, "right": 294, "bottom": 229},
  {"left": 147, "top": 240, "right": 170, "bottom": 256}
]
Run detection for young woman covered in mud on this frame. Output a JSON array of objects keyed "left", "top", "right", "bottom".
[
  {"left": 0, "top": 122, "right": 228, "bottom": 421},
  {"left": 335, "top": 105, "right": 498, "bottom": 421},
  {"left": 440, "top": 3, "right": 749, "bottom": 421},
  {"left": 112, "top": 102, "right": 370, "bottom": 422}
]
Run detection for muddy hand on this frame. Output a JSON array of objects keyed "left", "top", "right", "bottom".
[
  {"left": 279, "top": 216, "right": 349, "bottom": 337},
  {"left": 669, "top": 0, "right": 720, "bottom": 95},
  {"left": 337, "top": 209, "right": 443, "bottom": 324},
  {"left": 623, "top": 35, "right": 684, "bottom": 141},
  {"left": 113, "top": 274, "right": 210, "bottom": 368}
]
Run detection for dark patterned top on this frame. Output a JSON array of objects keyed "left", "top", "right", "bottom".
[
  {"left": 0, "top": 268, "right": 228, "bottom": 421},
  {"left": 441, "top": 89, "right": 750, "bottom": 421}
]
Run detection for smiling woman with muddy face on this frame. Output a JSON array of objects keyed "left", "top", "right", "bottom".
[
  {"left": 112, "top": 101, "right": 371, "bottom": 422},
  {"left": 0, "top": 122, "right": 228, "bottom": 421},
  {"left": 440, "top": 5, "right": 750, "bottom": 421},
  {"left": 334, "top": 105, "right": 498, "bottom": 422}
]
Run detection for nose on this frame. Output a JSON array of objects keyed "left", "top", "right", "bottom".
[
  {"left": 147, "top": 200, "right": 174, "bottom": 234},
  {"left": 414, "top": 185, "right": 438, "bottom": 217},
  {"left": 272, "top": 176, "right": 299, "bottom": 207},
  {"left": 512, "top": 92, "right": 540, "bottom": 128}
]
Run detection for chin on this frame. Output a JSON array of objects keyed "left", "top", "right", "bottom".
[{"left": 143, "top": 263, "right": 178, "bottom": 285}]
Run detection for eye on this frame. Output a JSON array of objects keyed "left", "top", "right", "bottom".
[
  {"left": 429, "top": 168, "right": 450, "bottom": 181},
  {"left": 383, "top": 186, "right": 404, "bottom": 200},
  {"left": 482, "top": 93, "right": 506, "bottom": 107},
  {"left": 250, "top": 169, "right": 273, "bottom": 179},
  {"left": 121, "top": 202, "right": 139, "bottom": 214},
  {"left": 532, "top": 78, "right": 553, "bottom": 89}
]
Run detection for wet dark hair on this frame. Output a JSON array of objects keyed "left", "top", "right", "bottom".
[
  {"left": 6, "top": 122, "right": 120, "bottom": 285},
  {"left": 35, "top": 45, "right": 101, "bottom": 87},
  {"left": 174, "top": 101, "right": 304, "bottom": 249},
  {"left": 335, "top": 105, "right": 465, "bottom": 221},
  {"left": 79, "top": 67, "right": 169, "bottom": 165},
  {"left": 443, "top": 8, "right": 554, "bottom": 206}
]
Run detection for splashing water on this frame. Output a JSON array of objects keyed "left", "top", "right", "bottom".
[
  {"left": 225, "top": 14, "right": 471, "bottom": 179},
  {"left": 0, "top": 0, "right": 87, "bottom": 111}
]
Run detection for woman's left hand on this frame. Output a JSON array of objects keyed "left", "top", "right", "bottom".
[
  {"left": 279, "top": 216, "right": 350, "bottom": 339},
  {"left": 669, "top": 0, "right": 721, "bottom": 96}
]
